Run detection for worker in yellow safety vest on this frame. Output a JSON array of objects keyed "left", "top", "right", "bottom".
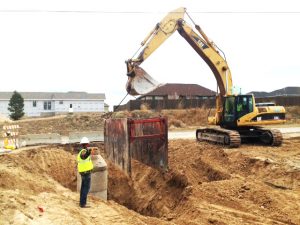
[{"left": 77, "top": 137, "right": 94, "bottom": 208}]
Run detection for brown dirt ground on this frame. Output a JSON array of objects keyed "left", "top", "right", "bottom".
[
  {"left": 107, "top": 138, "right": 300, "bottom": 225},
  {"left": 1, "top": 113, "right": 105, "bottom": 135},
  {"left": 0, "top": 146, "right": 166, "bottom": 225},
  {"left": 0, "top": 109, "right": 300, "bottom": 224},
  {"left": 1, "top": 138, "right": 300, "bottom": 225}
]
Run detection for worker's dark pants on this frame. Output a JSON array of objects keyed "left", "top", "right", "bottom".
[{"left": 80, "top": 172, "right": 91, "bottom": 207}]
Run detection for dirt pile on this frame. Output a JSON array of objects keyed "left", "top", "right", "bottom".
[
  {"left": 1, "top": 107, "right": 300, "bottom": 224},
  {"left": 1, "top": 139, "right": 300, "bottom": 224},
  {"left": 106, "top": 139, "right": 300, "bottom": 225},
  {"left": 0, "top": 147, "right": 77, "bottom": 191},
  {"left": 8, "top": 113, "right": 105, "bottom": 135},
  {"left": 110, "top": 108, "right": 212, "bottom": 128},
  {"left": 0, "top": 148, "right": 76, "bottom": 193},
  {"left": 0, "top": 147, "right": 166, "bottom": 225}
]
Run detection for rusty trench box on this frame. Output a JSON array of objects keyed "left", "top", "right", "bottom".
[{"left": 104, "top": 117, "right": 168, "bottom": 176}]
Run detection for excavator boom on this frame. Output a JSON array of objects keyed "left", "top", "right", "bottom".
[
  {"left": 126, "top": 7, "right": 185, "bottom": 95},
  {"left": 126, "top": 7, "right": 233, "bottom": 124},
  {"left": 126, "top": 7, "right": 232, "bottom": 97}
]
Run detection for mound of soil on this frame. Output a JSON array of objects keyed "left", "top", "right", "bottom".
[
  {"left": 0, "top": 147, "right": 77, "bottom": 191},
  {"left": 0, "top": 146, "right": 164, "bottom": 225},
  {"left": 7, "top": 113, "right": 105, "bottom": 135},
  {"left": 106, "top": 139, "right": 300, "bottom": 224},
  {"left": 1, "top": 133, "right": 300, "bottom": 224}
]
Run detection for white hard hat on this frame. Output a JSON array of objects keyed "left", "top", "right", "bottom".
[{"left": 80, "top": 137, "right": 90, "bottom": 144}]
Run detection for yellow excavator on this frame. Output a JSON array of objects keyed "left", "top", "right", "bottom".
[{"left": 125, "top": 7, "right": 286, "bottom": 147}]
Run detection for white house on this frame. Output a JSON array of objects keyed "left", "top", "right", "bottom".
[{"left": 0, "top": 92, "right": 106, "bottom": 117}]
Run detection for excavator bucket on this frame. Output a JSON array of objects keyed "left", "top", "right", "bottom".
[{"left": 126, "top": 66, "right": 161, "bottom": 96}]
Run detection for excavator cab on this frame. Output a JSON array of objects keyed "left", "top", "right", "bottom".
[{"left": 222, "top": 95, "right": 254, "bottom": 128}]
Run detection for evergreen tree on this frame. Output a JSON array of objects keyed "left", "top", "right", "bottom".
[{"left": 8, "top": 91, "right": 25, "bottom": 120}]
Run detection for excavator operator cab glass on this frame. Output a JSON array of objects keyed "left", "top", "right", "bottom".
[
  {"left": 223, "top": 95, "right": 254, "bottom": 126},
  {"left": 236, "top": 95, "right": 253, "bottom": 119},
  {"left": 224, "top": 96, "right": 235, "bottom": 123}
]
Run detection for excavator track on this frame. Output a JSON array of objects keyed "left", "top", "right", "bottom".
[
  {"left": 196, "top": 127, "right": 241, "bottom": 148},
  {"left": 196, "top": 127, "right": 283, "bottom": 147},
  {"left": 257, "top": 128, "right": 283, "bottom": 146}
]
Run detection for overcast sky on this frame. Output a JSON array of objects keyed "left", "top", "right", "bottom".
[{"left": 0, "top": 0, "right": 299, "bottom": 110}]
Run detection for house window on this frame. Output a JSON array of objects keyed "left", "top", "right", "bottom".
[
  {"left": 70, "top": 104, "right": 72, "bottom": 108},
  {"left": 33, "top": 101, "right": 37, "bottom": 107},
  {"left": 43, "top": 101, "right": 52, "bottom": 110},
  {"left": 59, "top": 101, "right": 63, "bottom": 104},
  {"left": 154, "top": 96, "right": 164, "bottom": 100}
]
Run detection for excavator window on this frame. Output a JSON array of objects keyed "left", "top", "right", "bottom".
[
  {"left": 224, "top": 96, "right": 235, "bottom": 122},
  {"left": 236, "top": 95, "right": 253, "bottom": 119},
  {"left": 224, "top": 95, "right": 254, "bottom": 123}
]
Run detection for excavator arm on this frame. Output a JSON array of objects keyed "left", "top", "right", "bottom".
[
  {"left": 126, "top": 8, "right": 185, "bottom": 72},
  {"left": 126, "top": 7, "right": 233, "bottom": 123},
  {"left": 126, "top": 7, "right": 233, "bottom": 97},
  {"left": 126, "top": 8, "right": 185, "bottom": 95}
]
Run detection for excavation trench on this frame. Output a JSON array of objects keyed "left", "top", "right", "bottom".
[
  {"left": 0, "top": 144, "right": 187, "bottom": 218},
  {"left": 0, "top": 142, "right": 230, "bottom": 219},
  {"left": 101, "top": 141, "right": 230, "bottom": 218},
  {"left": 1, "top": 138, "right": 300, "bottom": 224},
  {"left": 61, "top": 143, "right": 193, "bottom": 218}
]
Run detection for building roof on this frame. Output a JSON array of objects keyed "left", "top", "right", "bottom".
[
  {"left": 0, "top": 92, "right": 106, "bottom": 100},
  {"left": 139, "top": 83, "right": 215, "bottom": 97},
  {"left": 248, "top": 86, "right": 300, "bottom": 97}
]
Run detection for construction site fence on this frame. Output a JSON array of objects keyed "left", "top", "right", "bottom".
[{"left": 114, "top": 96, "right": 300, "bottom": 111}]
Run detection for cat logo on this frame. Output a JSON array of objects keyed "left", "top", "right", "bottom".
[{"left": 192, "top": 36, "right": 208, "bottom": 49}]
